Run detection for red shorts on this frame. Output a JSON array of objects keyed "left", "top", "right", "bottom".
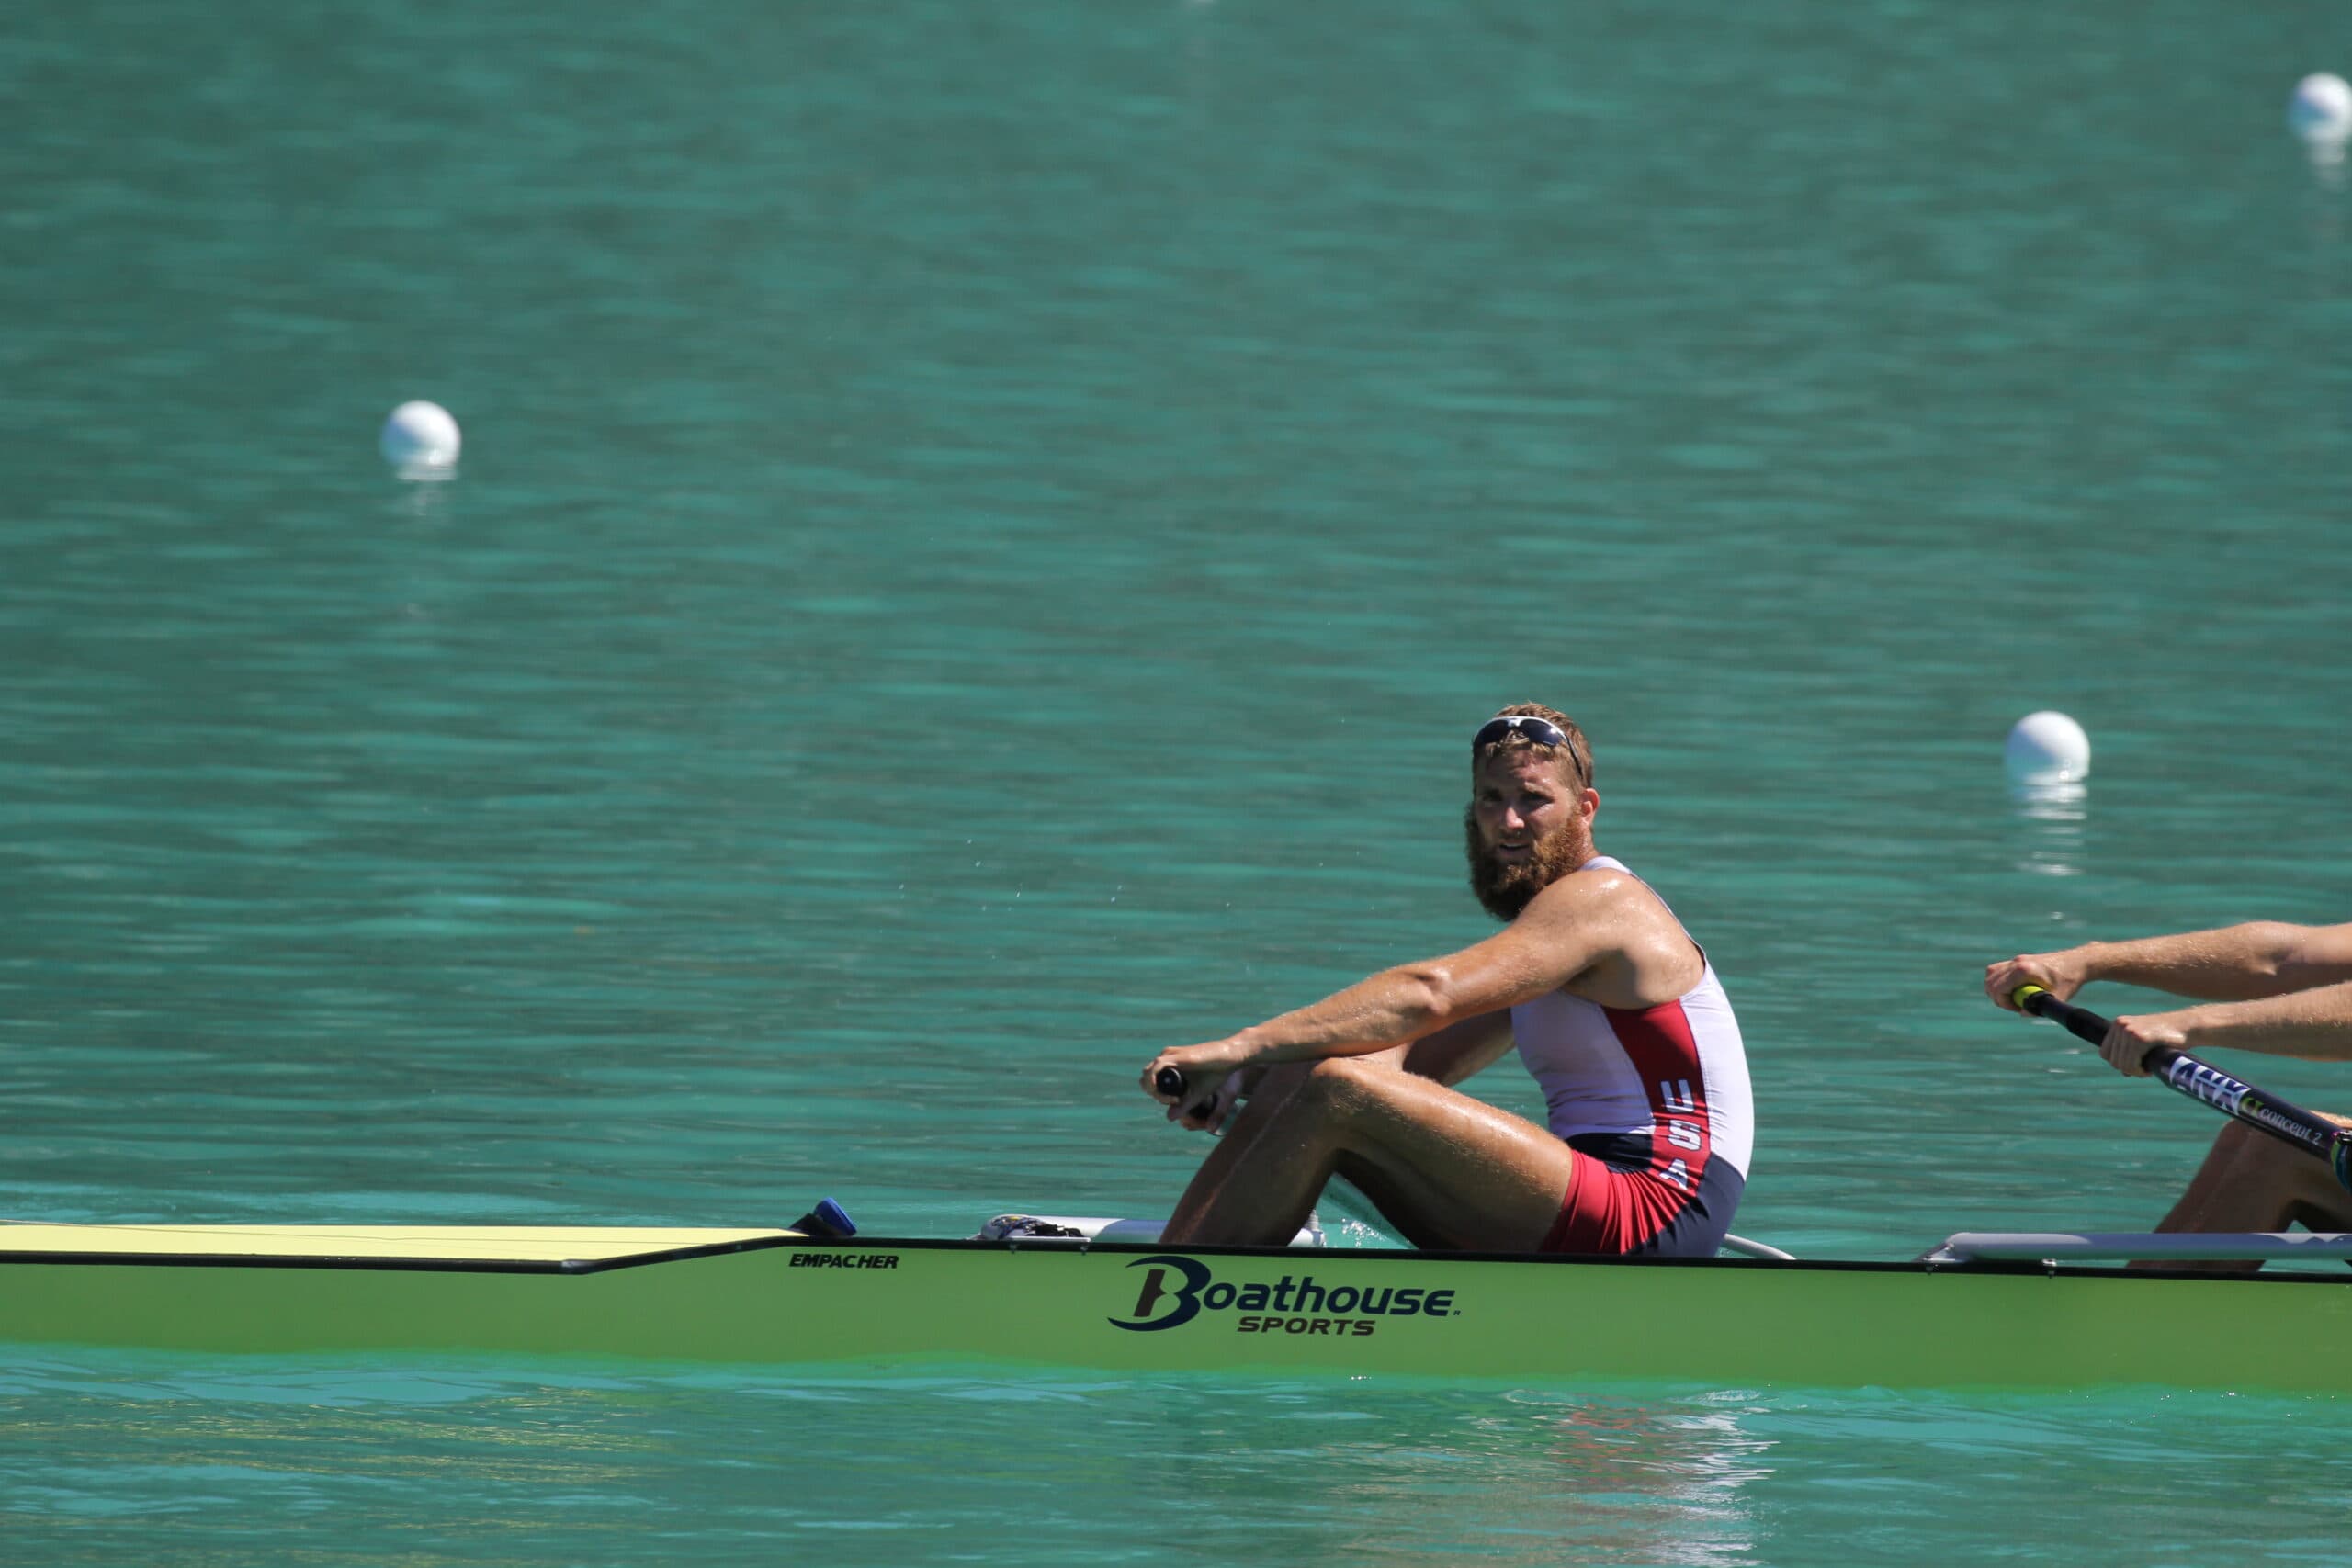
[{"left": 1540, "top": 1134, "right": 1745, "bottom": 1258}]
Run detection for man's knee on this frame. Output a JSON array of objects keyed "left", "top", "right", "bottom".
[
  {"left": 1236, "top": 1060, "right": 1335, "bottom": 1122},
  {"left": 2213, "top": 1119, "right": 2299, "bottom": 1161},
  {"left": 2212, "top": 1120, "right": 2265, "bottom": 1157},
  {"left": 2210, "top": 1119, "right": 2320, "bottom": 1182},
  {"left": 1291, "top": 1055, "right": 1388, "bottom": 1114},
  {"left": 1255, "top": 1061, "right": 1317, "bottom": 1100}
]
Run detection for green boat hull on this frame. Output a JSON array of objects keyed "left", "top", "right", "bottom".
[{"left": 5, "top": 1233, "right": 2350, "bottom": 1392}]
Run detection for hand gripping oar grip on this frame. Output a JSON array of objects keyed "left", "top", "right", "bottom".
[
  {"left": 2011, "top": 985, "right": 2352, "bottom": 1192},
  {"left": 1154, "top": 1066, "right": 1188, "bottom": 1100},
  {"left": 2008, "top": 984, "right": 2111, "bottom": 1047}
]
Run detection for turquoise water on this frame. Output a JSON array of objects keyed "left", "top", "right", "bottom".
[{"left": 6, "top": 0, "right": 2352, "bottom": 1560}]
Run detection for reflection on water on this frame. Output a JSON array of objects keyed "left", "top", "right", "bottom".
[
  {"left": 391, "top": 474, "right": 459, "bottom": 525},
  {"left": 2304, "top": 136, "right": 2349, "bottom": 195},
  {"left": 2010, "top": 781, "right": 2086, "bottom": 879},
  {"left": 1311, "top": 1391, "right": 1775, "bottom": 1566},
  {"left": 1514, "top": 1393, "right": 1773, "bottom": 1567},
  {"left": 0, "top": 1359, "right": 1789, "bottom": 1567},
  {"left": 2302, "top": 157, "right": 2346, "bottom": 283}
]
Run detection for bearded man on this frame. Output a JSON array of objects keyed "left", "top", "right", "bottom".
[{"left": 1141, "top": 705, "right": 1753, "bottom": 1255}]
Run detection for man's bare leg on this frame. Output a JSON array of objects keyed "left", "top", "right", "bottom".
[
  {"left": 1158, "top": 1055, "right": 1577, "bottom": 1252},
  {"left": 2128, "top": 1115, "right": 2352, "bottom": 1273},
  {"left": 1158, "top": 1065, "right": 1308, "bottom": 1238},
  {"left": 1159, "top": 1050, "right": 1408, "bottom": 1241}
]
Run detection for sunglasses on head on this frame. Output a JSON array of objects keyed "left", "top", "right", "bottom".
[{"left": 1471, "top": 716, "right": 1569, "bottom": 752}]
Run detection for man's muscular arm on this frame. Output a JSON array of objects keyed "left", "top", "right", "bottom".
[
  {"left": 1396, "top": 1010, "right": 1517, "bottom": 1087},
  {"left": 1986, "top": 922, "right": 2352, "bottom": 1011},
  {"left": 1144, "top": 873, "right": 1623, "bottom": 1094},
  {"left": 2096, "top": 981, "right": 2352, "bottom": 1076}
]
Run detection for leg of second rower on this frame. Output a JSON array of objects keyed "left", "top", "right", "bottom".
[{"left": 2129, "top": 1117, "right": 2352, "bottom": 1273}]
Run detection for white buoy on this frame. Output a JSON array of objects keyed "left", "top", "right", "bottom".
[
  {"left": 2005, "top": 711, "right": 2091, "bottom": 787},
  {"left": 379, "top": 400, "right": 461, "bottom": 478},
  {"left": 2289, "top": 73, "right": 2352, "bottom": 149}
]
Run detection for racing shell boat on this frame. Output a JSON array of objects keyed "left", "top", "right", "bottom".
[
  {"left": 3, "top": 1211, "right": 2349, "bottom": 1393},
  {"left": 13, "top": 992, "right": 2341, "bottom": 1389}
]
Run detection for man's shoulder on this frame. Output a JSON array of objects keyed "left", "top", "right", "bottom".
[{"left": 1518, "top": 861, "right": 1652, "bottom": 921}]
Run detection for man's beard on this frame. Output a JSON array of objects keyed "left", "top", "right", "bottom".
[{"left": 1464, "top": 807, "right": 1588, "bottom": 921}]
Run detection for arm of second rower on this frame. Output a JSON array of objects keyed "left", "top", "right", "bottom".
[
  {"left": 1144, "top": 870, "right": 1650, "bottom": 1094},
  {"left": 1987, "top": 921, "right": 2352, "bottom": 1011},
  {"left": 2099, "top": 979, "right": 2352, "bottom": 1076}
]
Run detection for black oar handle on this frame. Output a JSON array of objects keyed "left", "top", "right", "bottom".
[
  {"left": 2012, "top": 984, "right": 2352, "bottom": 1192},
  {"left": 2009, "top": 985, "right": 2111, "bottom": 1048},
  {"left": 1154, "top": 1066, "right": 1188, "bottom": 1100}
]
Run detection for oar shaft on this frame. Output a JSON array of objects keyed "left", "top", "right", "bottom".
[{"left": 2012, "top": 985, "right": 2352, "bottom": 1190}]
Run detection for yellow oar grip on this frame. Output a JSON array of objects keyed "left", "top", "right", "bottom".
[{"left": 2010, "top": 983, "right": 2049, "bottom": 1009}]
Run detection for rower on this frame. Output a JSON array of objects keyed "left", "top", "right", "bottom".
[
  {"left": 1140, "top": 705, "right": 1754, "bottom": 1256},
  {"left": 1986, "top": 922, "right": 2352, "bottom": 1269}
]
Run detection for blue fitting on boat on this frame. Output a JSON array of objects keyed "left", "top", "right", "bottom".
[{"left": 790, "top": 1197, "right": 858, "bottom": 1241}]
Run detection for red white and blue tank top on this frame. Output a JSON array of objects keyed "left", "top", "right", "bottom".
[{"left": 1507, "top": 856, "right": 1754, "bottom": 1180}]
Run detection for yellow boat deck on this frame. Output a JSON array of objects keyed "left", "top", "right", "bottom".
[{"left": 0, "top": 1224, "right": 798, "bottom": 1267}]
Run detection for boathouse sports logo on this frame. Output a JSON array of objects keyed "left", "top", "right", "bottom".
[{"left": 1107, "top": 1254, "right": 1457, "bottom": 1336}]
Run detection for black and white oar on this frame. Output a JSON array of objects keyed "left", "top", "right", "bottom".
[{"left": 2012, "top": 983, "right": 2352, "bottom": 1192}]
